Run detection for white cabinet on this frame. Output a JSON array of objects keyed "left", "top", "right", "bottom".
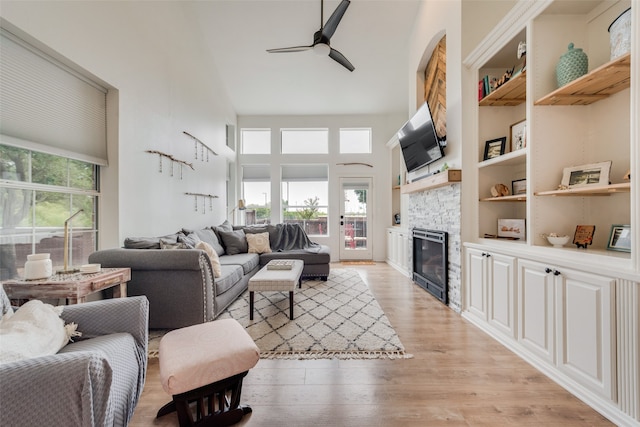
[
  {"left": 386, "top": 227, "right": 410, "bottom": 276},
  {"left": 465, "top": 247, "right": 516, "bottom": 338},
  {"left": 555, "top": 267, "right": 616, "bottom": 400},
  {"left": 517, "top": 259, "right": 556, "bottom": 364}
]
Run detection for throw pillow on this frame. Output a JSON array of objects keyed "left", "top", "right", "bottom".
[
  {"left": 196, "top": 241, "right": 222, "bottom": 278},
  {"left": 178, "top": 232, "right": 201, "bottom": 248},
  {"left": 160, "top": 240, "right": 187, "bottom": 249},
  {"left": 182, "top": 228, "right": 225, "bottom": 256},
  {"left": 246, "top": 232, "right": 272, "bottom": 254},
  {"left": 218, "top": 229, "right": 248, "bottom": 255},
  {"left": 0, "top": 300, "right": 80, "bottom": 364}
]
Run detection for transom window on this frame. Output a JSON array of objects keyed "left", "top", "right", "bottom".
[
  {"left": 339, "top": 128, "right": 372, "bottom": 153},
  {"left": 281, "top": 129, "right": 328, "bottom": 154},
  {"left": 241, "top": 129, "right": 271, "bottom": 154}
]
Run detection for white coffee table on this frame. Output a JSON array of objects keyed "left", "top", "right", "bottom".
[{"left": 248, "top": 260, "right": 304, "bottom": 320}]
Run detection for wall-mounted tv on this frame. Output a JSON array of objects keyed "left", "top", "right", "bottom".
[{"left": 397, "top": 102, "right": 444, "bottom": 173}]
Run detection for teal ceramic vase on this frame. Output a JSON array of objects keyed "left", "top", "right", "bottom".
[{"left": 556, "top": 43, "right": 588, "bottom": 87}]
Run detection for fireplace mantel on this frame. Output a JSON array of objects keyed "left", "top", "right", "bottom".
[{"left": 401, "top": 169, "right": 461, "bottom": 194}]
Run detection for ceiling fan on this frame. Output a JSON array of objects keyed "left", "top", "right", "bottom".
[{"left": 266, "top": 0, "right": 354, "bottom": 72}]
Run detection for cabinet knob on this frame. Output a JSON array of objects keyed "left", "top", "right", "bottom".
[
  {"left": 485, "top": 253, "right": 491, "bottom": 258},
  {"left": 545, "top": 268, "right": 552, "bottom": 274},
  {"left": 553, "top": 270, "right": 561, "bottom": 276}
]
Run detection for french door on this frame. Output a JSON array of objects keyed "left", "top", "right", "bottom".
[{"left": 339, "top": 177, "right": 372, "bottom": 260}]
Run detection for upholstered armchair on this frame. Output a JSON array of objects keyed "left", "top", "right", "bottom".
[{"left": 0, "top": 288, "right": 149, "bottom": 427}]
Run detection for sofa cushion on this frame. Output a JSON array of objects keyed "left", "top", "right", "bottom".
[
  {"left": 246, "top": 232, "right": 272, "bottom": 254},
  {"left": 219, "top": 253, "right": 260, "bottom": 275},
  {"left": 214, "top": 264, "right": 244, "bottom": 296},
  {"left": 124, "top": 233, "right": 181, "bottom": 249},
  {"left": 196, "top": 242, "right": 221, "bottom": 278},
  {"left": 218, "top": 229, "right": 248, "bottom": 255},
  {"left": 160, "top": 241, "right": 187, "bottom": 250},
  {"left": 182, "top": 228, "right": 225, "bottom": 256}
]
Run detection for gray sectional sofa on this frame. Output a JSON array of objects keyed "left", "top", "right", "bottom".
[{"left": 89, "top": 222, "right": 330, "bottom": 329}]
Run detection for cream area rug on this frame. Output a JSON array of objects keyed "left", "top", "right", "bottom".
[{"left": 149, "top": 269, "right": 411, "bottom": 360}]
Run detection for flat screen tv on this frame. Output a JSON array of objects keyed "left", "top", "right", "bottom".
[{"left": 397, "top": 102, "right": 444, "bottom": 173}]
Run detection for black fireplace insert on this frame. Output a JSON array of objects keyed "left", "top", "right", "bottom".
[{"left": 412, "top": 228, "right": 448, "bottom": 304}]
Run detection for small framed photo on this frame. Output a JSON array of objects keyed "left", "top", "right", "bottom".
[
  {"left": 512, "top": 178, "right": 527, "bottom": 195},
  {"left": 561, "top": 161, "right": 612, "bottom": 188},
  {"left": 607, "top": 224, "right": 631, "bottom": 252},
  {"left": 483, "top": 137, "right": 507, "bottom": 160},
  {"left": 498, "top": 218, "right": 525, "bottom": 239},
  {"left": 510, "top": 119, "right": 526, "bottom": 152},
  {"left": 573, "top": 225, "right": 595, "bottom": 249}
]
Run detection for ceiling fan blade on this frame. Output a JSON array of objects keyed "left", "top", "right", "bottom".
[
  {"left": 329, "top": 47, "right": 354, "bottom": 72},
  {"left": 267, "top": 45, "right": 313, "bottom": 53},
  {"left": 322, "top": 0, "right": 350, "bottom": 40}
]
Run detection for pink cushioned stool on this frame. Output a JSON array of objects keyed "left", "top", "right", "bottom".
[{"left": 156, "top": 319, "right": 259, "bottom": 426}]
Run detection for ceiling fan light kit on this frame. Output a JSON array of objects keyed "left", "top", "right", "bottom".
[{"left": 267, "top": 0, "right": 354, "bottom": 72}]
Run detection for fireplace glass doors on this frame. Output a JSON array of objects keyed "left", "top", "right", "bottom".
[{"left": 412, "top": 228, "right": 448, "bottom": 304}]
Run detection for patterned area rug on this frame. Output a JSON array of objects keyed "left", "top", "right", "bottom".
[{"left": 148, "top": 269, "right": 411, "bottom": 360}]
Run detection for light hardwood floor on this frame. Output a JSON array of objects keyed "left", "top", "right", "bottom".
[{"left": 130, "top": 262, "right": 612, "bottom": 426}]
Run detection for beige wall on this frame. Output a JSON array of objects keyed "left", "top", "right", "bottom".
[{"left": 461, "top": 0, "right": 518, "bottom": 60}]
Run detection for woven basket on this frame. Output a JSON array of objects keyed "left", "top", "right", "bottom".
[{"left": 556, "top": 43, "right": 588, "bottom": 88}]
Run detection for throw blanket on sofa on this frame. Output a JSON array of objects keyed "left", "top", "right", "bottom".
[{"left": 271, "top": 224, "right": 321, "bottom": 253}]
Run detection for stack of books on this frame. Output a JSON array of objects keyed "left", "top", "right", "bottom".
[{"left": 266, "top": 260, "right": 295, "bottom": 270}]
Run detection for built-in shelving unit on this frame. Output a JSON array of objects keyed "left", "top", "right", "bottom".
[
  {"left": 478, "top": 71, "right": 526, "bottom": 106},
  {"left": 534, "top": 53, "right": 630, "bottom": 106}
]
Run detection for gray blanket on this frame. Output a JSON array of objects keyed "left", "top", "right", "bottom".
[{"left": 270, "top": 223, "right": 322, "bottom": 253}]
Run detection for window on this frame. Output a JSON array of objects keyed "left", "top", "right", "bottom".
[
  {"left": 0, "top": 144, "right": 99, "bottom": 280},
  {"left": 339, "top": 128, "right": 372, "bottom": 153},
  {"left": 281, "top": 129, "right": 328, "bottom": 154},
  {"left": 241, "top": 129, "right": 271, "bottom": 154},
  {"left": 281, "top": 164, "right": 328, "bottom": 236},
  {"left": 241, "top": 165, "right": 271, "bottom": 225}
]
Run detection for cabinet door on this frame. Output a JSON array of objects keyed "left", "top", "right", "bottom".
[
  {"left": 466, "top": 248, "right": 487, "bottom": 321},
  {"left": 555, "top": 268, "right": 616, "bottom": 400},
  {"left": 399, "top": 231, "right": 409, "bottom": 273},
  {"left": 386, "top": 229, "right": 393, "bottom": 263},
  {"left": 518, "top": 259, "right": 555, "bottom": 364},
  {"left": 488, "top": 252, "right": 517, "bottom": 338}
]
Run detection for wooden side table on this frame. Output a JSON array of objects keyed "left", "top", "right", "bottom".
[{"left": 1, "top": 267, "right": 131, "bottom": 304}]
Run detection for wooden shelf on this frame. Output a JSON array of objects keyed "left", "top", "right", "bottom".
[
  {"left": 478, "top": 148, "right": 526, "bottom": 168},
  {"left": 392, "top": 185, "right": 401, "bottom": 190},
  {"left": 535, "top": 53, "right": 630, "bottom": 106},
  {"left": 401, "top": 169, "right": 462, "bottom": 194},
  {"left": 480, "top": 194, "right": 527, "bottom": 202},
  {"left": 535, "top": 182, "right": 630, "bottom": 196},
  {"left": 479, "top": 71, "right": 526, "bottom": 106}
]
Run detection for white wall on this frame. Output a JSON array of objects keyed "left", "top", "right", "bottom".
[
  {"left": 0, "top": 1, "right": 237, "bottom": 248},
  {"left": 238, "top": 113, "right": 405, "bottom": 262}
]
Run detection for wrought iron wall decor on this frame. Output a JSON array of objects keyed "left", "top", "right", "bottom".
[
  {"left": 183, "top": 131, "right": 218, "bottom": 162},
  {"left": 185, "top": 192, "right": 219, "bottom": 214},
  {"left": 145, "top": 150, "right": 194, "bottom": 179}
]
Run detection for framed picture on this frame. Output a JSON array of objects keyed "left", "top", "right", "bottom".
[
  {"left": 573, "top": 225, "right": 595, "bottom": 249},
  {"left": 498, "top": 219, "right": 525, "bottom": 239},
  {"left": 510, "top": 119, "right": 526, "bottom": 151},
  {"left": 483, "top": 137, "right": 506, "bottom": 160},
  {"left": 512, "top": 178, "right": 527, "bottom": 195},
  {"left": 607, "top": 224, "right": 631, "bottom": 252},
  {"left": 561, "top": 161, "right": 612, "bottom": 188}
]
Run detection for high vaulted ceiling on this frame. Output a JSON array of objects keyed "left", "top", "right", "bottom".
[{"left": 186, "top": 0, "right": 420, "bottom": 116}]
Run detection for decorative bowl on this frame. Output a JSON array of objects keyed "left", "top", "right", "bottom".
[{"left": 546, "top": 235, "right": 570, "bottom": 247}]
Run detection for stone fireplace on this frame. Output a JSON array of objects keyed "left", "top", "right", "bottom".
[{"left": 407, "top": 184, "right": 461, "bottom": 312}]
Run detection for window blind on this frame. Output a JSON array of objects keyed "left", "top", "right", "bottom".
[
  {"left": 281, "top": 164, "right": 328, "bottom": 181},
  {"left": 0, "top": 29, "right": 108, "bottom": 165}
]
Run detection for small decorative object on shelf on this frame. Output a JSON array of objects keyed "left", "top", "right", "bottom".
[
  {"left": 561, "top": 161, "right": 612, "bottom": 188},
  {"left": 573, "top": 225, "right": 595, "bottom": 249},
  {"left": 183, "top": 131, "right": 218, "bottom": 162},
  {"left": 510, "top": 119, "right": 526, "bottom": 151},
  {"left": 608, "top": 7, "right": 631, "bottom": 60},
  {"left": 511, "top": 179, "right": 526, "bottom": 195},
  {"left": 24, "top": 253, "right": 53, "bottom": 280},
  {"left": 498, "top": 219, "right": 525, "bottom": 240},
  {"left": 542, "top": 233, "right": 570, "bottom": 248},
  {"left": 556, "top": 43, "right": 588, "bottom": 87},
  {"left": 494, "top": 67, "right": 514, "bottom": 90},
  {"left": 490, "top": 183, "right": 510, "bottom": 197},
  {"left": 607, "top": 224, "right": 631, "bottom": 252},
  {"left": 623, "top": 169, "right": 631, "bottom": 181},
  {"left": 483, "top": 137, "right": 506, "bottom": 160}
]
